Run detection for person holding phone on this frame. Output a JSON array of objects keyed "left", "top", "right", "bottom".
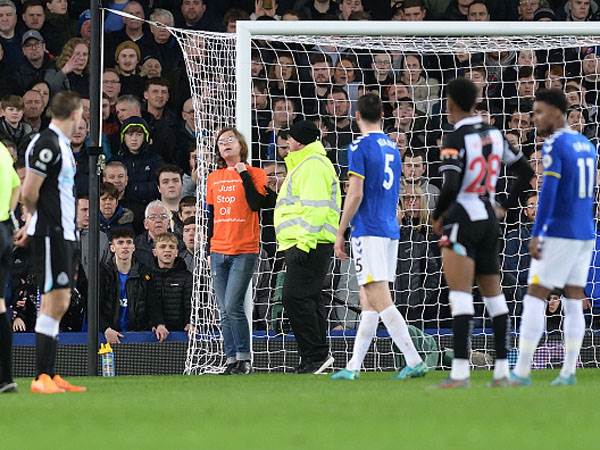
[{"left": 252, "top": 0, "right": 280, "bottom": 19}]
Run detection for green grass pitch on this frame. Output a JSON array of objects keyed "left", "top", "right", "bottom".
[{"left": 3, "top": 369, "right": 599, "bottom": 450}]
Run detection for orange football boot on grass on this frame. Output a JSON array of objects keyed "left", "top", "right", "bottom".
[
  {"left": 52, "top": 375, "right": 87, "bottom": 392},
  {"left": 31, "top": 374, "right": 65, "bottom": 394}
]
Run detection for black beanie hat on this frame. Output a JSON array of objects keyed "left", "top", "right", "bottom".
[
  {"left": 533, "top": 8, "right": 555, "bottom": 21},
  {"left": 289, "top": 120, "right": 320, "bottom": 145}
]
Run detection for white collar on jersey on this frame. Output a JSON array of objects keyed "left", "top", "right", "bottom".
[
  {"left": 453, "top": 115, "right": 483, "bottom": 130},
  {"left": 49, "top": 122, "right": 71, "bottom": 146},
  {"left": 556, "top": 127, "right": 577, "bottom": 135}
]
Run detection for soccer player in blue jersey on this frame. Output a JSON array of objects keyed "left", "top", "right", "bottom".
[
  {"left": 511, "top": 89, "right": 597, "bottom": 386},
  {"left": 331, "top": 93, "right": 428, "bottom": 381}
]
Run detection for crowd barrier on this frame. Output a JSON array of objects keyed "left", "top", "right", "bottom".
[{"left": 12, "top": 331, "right": 600, "bottom": 377}]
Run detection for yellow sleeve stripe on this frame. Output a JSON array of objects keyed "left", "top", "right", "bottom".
[
  {"left": 347, "top": 171, "right": 365, "bottom": 179},
  {"left": 543, "top": 171, "right": 561, "bottom": 179}
]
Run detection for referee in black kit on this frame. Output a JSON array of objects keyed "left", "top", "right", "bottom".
[
  {"left": 0, "top": 141, "right": 21, "bottom": 393},
  {"left": 16, "top": 91, "right": 87, "bottom": 394}
]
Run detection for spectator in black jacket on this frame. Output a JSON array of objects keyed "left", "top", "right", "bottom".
[
  {"left": 176, "top": 98, "right": 197, "bottom": 173},
  {"left": 144, "top": 78, "right": 177, "bottom": 164},
  {"left": 0, "top": 41, "right": 14, "bottom": 98},
  {"left": 72, "top": 116, "right": 89, "bottom": 196},
  {"left": 60, "top": 278, "right": 86, "bottom": 332},
  {"left": 503, "top": 192, "right": 537, "bottom": 289},
  {"left": 180, "top": 216, "right": 196, "bottom": 273},
  {"left": 11, "top": 247, "right": 37, "bottom": 333},
  {"left": 140, "top": 55, "right": 162, "bottom": 79},
  {"left": 103, "top": 68, "right": 122, "bottom": 114},
  {"left": 443, "top": 0, "right": 470, "bottom": 20},
  {"left": 14, "top": 30, "right": 53, "bottom": 94},
  {"left": 294, "top": 0, "right": 339, "bottom": 19},
  {"left": 0, "top": 0, "right": 25, "bottom": 67},
  {"left": 134, "top": 200, "right": 172, "bottom": 268},
  {"left": 135, "top": 200, "right": 185, "bottom": 268},
  {"left": 114, "top": 40, "right": 145, "bottom": 99},
  {"left": 182, "top": 146, "right": 197, "bottom": 197},
  {"left": 111, "top": 94, "right": 150, "bottom": 150},
  {"left": 157, "top": 164, "right": 183, "bottom": 217},
  {"left": 44, "top": 0, "right": 78, "bottom": 56},
  {"left": 0, "top": 95, "right": 33, "bottom": 158},
  {"left": 78, "top": 195, "right": 109, "bottom": 277},
  {"left": 22, "top": 89, "right": 48, "bottom": 132},
  {"left": 21, "top": 1, "right": 57, "bottom": 48},
  {"left": 102, "top": 160, "right": 146, "bottom": 235},
  {"left": 100, "top": 228, "right": 152, "bottom": 345},
  {"left": 555, "top": 0, "right": 600, "bottom": 21},
  {"left": 116, "top": 116, "right": 162, "bottom": 204},
  {"left": 179, "top": 0, "right": 223, "bottom": 31},
  {"left": 148, "top": 8, "right": 183, "bottom": 81},
  {"left": 99, "top": 182, "right": 134, "bottom": 234},
  {"left": 104, "top": 1, "right": 158, "bottom": 68},
  {"left": 174, "top": 195, "right": 196, "bottom": 240},
  {"left": 148, "top": 232, "right": 193, "bottom": 341}
]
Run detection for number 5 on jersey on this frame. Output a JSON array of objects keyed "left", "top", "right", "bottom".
[{"left": 383, "top": 153, "right": 394, "bottom": 190}]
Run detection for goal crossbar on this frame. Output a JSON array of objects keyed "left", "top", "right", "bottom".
[
  {"left": 235, "top": 20, "right": 600, "bottom": 153},
  {"left": 236, "top": 20, "right": 600, "bottom": 37}
]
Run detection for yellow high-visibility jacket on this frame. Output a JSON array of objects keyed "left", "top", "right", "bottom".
[{"left": 274, "top": 141, "right": 341, "bottom": 252}]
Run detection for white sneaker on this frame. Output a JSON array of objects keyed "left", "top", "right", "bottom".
[{"left": 313, "top": 355, "right": 335, "bottom": 375}]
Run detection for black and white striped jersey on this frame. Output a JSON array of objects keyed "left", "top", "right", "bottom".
[
  {"left": 439, "top": 116, "right": 521, "bottom": 221},
  {"left": 25, "top": 123, "right": 77, "bottom": 241}
]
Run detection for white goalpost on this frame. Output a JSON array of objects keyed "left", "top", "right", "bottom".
[{"left": 168, "top": 21, "right": 600, "bottom": 375}]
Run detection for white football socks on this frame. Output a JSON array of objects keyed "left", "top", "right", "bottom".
[
  {"left": 34, "top": 314, "right": 60, "bottom": 338},
  {"left": 513, "top": 295, "right": 546, "bottom": 378},
  {"left": 346, "top": 310, "right": 379, "bottom": 372},
  {"left": 379, "top": 305, "right": 422, "bottom": 368},
  {"left": 560, "top": 299, "right": 585, "bottom": 378},
  {"left": 483, "top": 294, "right": 510, "bottom": 380},
  {"left": 494, "top": 359, "right": 509, "bottom": 380},
  {"left": 450, "top": 358, "right": 470, "bottom": 381}
]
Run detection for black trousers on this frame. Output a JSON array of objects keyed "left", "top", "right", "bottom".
[
  {"left": 0, "top": 221, "right": 12, "bottom": 290},
  {"left": 282, "top": 244, "right": 332, "bottom": 363}
]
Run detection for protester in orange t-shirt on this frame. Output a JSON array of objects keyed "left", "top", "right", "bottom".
[{"left": 207, "top": 127, "right": 267, "bottom": 375}]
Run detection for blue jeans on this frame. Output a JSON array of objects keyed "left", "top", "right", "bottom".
[{"left": 210, "top": 253, "right": 257, "bottom": 363}]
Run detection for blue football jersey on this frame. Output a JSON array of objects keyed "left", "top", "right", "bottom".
[
  {"left": 347, "top": 132, "right": 401, "bottom": 239},
  {"left": 532, "top": 129, "right": 596, "bottom": 240}
]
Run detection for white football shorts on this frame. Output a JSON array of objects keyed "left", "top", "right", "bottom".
[
  {"left": 350, "top": 236, "right": 398, "bottom": 286},
  {"left": 527, "top": 237, "right": 595, "bottom": 289}
]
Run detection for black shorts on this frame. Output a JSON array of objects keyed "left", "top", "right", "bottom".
[
  {"left": 442, "top": 203, "right": 500, "bottom": 276},
  {"left": 31, "top": 231, "right": 78, "bottom": 294},
  {"left": 0, "top": 221, "right": 13, "bottom": 292}
]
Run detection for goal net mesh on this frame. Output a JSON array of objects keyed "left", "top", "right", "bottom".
[{"left": 171, "top": 28, "right": 600, "bottom": 375}]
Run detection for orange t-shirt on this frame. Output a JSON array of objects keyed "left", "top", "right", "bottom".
[{"left": 207, "top": 166, "right": 267, "bottom": 255}]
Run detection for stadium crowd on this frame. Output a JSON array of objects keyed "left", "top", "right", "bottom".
[{"left": 1, "top": 0, "right": 600, "bottom": 343}]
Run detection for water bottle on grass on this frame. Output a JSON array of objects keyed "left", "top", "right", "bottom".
[{"left": 99, "top": 343, "right": 115, "bottom": 377}]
